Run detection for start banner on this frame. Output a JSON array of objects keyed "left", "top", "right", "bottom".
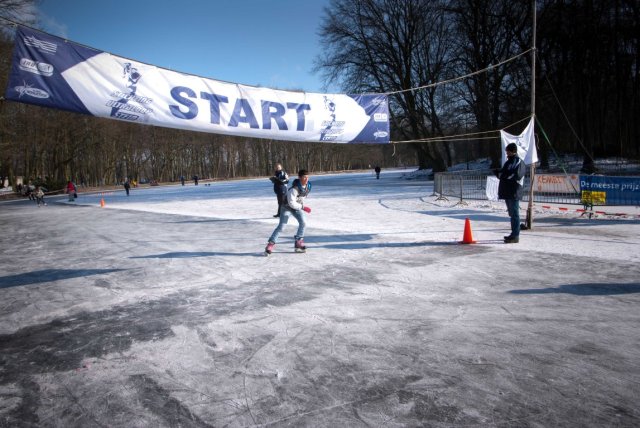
[{"left": 5, "top": 26, "right": 389, "bottom": 144}]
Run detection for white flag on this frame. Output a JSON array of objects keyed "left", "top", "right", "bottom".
[{"left": 500, "top": 117, "right": 538, "bottom": 165}]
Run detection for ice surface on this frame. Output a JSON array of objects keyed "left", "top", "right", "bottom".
[{"left": 1, "top": 169, "right": 638, "bottom": 427}]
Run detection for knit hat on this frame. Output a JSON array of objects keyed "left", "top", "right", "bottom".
[{"left": 505, "top": 143, "right": 518, "bottom": 152}]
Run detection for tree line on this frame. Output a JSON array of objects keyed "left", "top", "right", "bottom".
[{"left": 1, "top": 0, "right": 639, "bottom": 191}]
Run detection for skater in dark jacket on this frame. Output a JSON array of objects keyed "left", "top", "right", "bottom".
[
  {"left": 498, "top": 143, "right": 526, "bottom": 243},
  {"left": 270, "top": 163, "right": 289, "bottom": 217},
  {"left": 265, "top": 169, "right": 312, "bottom": 255}
]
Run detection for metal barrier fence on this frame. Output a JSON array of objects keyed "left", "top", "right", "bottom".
[{"left": 433, "top": 171, "right": 640, "bottom": 206}]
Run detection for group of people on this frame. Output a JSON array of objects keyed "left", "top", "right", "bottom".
[{"left": 265, "top": 147, "right": 525, "bottom": 254}]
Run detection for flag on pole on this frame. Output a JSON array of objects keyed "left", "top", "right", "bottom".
[{"left": 500, "top": 117, "right": 538, "bottom": 165}]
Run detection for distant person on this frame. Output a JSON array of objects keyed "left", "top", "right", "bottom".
[
  {"left": 498, "top": 143, "right": 526, "bottom": 243},
  {"left": 23, "top": 182, "right": 35, "bottom": 200},
  {"left": 265, "top": 169, "right": 312, "bottom": 255},
  {"left": 193, "top": 175, "right": 199, "bottom": 185},
  {"left": 269, "top": 163, "right": 289, "bottom": 217},
  {"left": 124, "top": 179, "right": 131, "bottom": 196},
  {"left": 374, "top": 165, "right": 381, "bottom": 179},
  {"left": 34, "top": 185, "right": 46, "bottom": 206},
  {"left": 181, "top": 176, "right": 185, "bottom": 186},
  {"left": 66, "top": 180, "right": 77, "bottom": 202}
]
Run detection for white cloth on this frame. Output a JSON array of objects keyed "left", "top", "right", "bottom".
[
  {"left": 486, "top": 176, "right": 499, "bottom": 201},
  {"left": 500, "top": 117, "right": 538, "bottom": 166}
]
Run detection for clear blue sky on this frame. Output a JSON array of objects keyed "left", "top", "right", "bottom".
[{"left": 37, "top": 0, "right": 336, "bottom": 93}]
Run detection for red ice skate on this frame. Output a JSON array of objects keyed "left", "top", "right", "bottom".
[
  {"left": 294, "top": 238, "right": 306, "bottom": 253},
  {"left": 264, "top": 241, "right": 275, "bottom": 255}
]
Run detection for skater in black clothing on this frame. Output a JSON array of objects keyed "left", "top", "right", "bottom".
[
  {"left": 498, "top": 143, "right": 526, "bottom": 243},
  {"left": 265, "top": 169, "right": 312, "bottom": 255},
  {"left": 374, "top": 165, "right": 381, "bottom": 179},
  {"left": 124, "top": 179, "right": 131, "bottom": 196},
  {"left": 269, "top": 163, "right": 289, "bottom": 217}
]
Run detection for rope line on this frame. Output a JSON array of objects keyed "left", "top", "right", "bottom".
[
  {"left": 390, "top": 115, "right": 532, "bottom": 144},
  {"left": 538, "top": 51, "right": 594, "bottom": 164},
  {"left": 385, "top": 48, "right": 534, "bottom": 96}
]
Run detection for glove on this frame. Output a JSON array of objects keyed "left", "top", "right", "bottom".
[{"left": 303, "top": 206, "right": 311, "bottom": 213}]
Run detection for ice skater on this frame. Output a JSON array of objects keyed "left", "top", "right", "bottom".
[
  {"left": 265, "top": 169, "right": 312, "bottom": 255},
  {"left": 269, "top": 163, "right": 289, "bottom": 217},
  {"left": 34, "top": 185, "right": 47, "bottom": 206},
  {"left": 498, "top": 142, "right": 526, "bottom": 243},
  {"left": 66, "top": 180, "right": 77, "bottom": 202}
]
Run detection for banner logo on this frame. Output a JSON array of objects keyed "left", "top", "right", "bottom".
[
  {"left": 373, "top": 113, "right": 388, "bottom": 122},
  {"left": 107, "top": 62, "right": 153, "bottom": 121},
  {"left": 19, "top": 58, "right": 54, "bottom": 76},
  {"left": 320, "top": 96, "right": 345, "bottom": 141},
  {"left": 14, "top": 81, "right": 50, "bottom": 99},
  {"left": 373, "top": 130, "right": 389, "bottom": 139},
  {"left": 24, "top": 35, "right": 57, "bottom": 54}
]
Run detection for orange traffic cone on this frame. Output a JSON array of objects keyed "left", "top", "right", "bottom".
[
  {"left": 100, "top": 198, "right": 105, "bottom": 207},
  {"left": 460, "top": 218, "right": 476, "bottom": 244}
]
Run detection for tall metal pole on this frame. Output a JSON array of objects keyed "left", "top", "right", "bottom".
[{"left": 525, "top": 0, "right": 537, "bottom": 230}]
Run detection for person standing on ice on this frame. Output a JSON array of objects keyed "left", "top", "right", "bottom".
[
  {"left": 498, "top": 142, "right": 526, "bottom": 243},
  {"left": 265, "top": 169, "right": 312, "bottom": 255},
  {"left": 66, "top": 180, "right": 77, "bottom": 202},
  {"left": 269, "top": 163, "right": 289, "bottom": 217}
]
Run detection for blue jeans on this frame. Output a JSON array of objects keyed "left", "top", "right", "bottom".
[
  {"left": 505, "top": 199, "right": 520, "bottom": 237},
  {"left": 269, "top": 207, "right": 305, "bottom": 243}
]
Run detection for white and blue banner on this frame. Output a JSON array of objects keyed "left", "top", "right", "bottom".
[{"left": 5, "top": 26, "right": 389, "bottom": 144}]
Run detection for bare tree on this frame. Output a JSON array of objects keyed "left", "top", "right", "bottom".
[
  {"left": 446, "top": 0, "right": 532, "bottom": 167},
  {"left": 537, "top": 0, "right": 640, "bottom": 171},
  {"left": 0, "top": 0, "right": 39, "bottom": 33},
  {"left": 315, "top": 0, "right": 457, "bottom": 171}
]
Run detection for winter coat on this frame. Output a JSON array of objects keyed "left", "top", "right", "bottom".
[
  {"left": 285, "top": 178, "right": 311, "bottom": 211},
  {"left": 498, "top": 155, "right": 526, "bottom": 200},
  {"left": 271, "top": 170, "right": 289, "bottom": 195}
]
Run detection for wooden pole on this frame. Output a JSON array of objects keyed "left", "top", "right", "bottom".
[{"left": 525, "top": 0, "right": 537, "bottom": 230}]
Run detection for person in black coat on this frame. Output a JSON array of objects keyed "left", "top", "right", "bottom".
[
  {"left": 269, "top": 163, "right": 289, "bottom": 217},
  {"left": 498, "top": 143, "right": 526, "bottom": 243}
]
